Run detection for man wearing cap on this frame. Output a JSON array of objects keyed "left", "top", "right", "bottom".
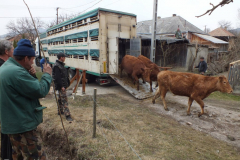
[
  {"left": 195, "top": 57, "right": 208, "bottom": 75},
  {"left": 0, "top": 39, "right": 52, "bottom": 159},
  {"left": 0, "top": 40, "right": 14, "bottom": 160},
  {"left": 52, "top": 53, "right": 73, "bottom": 121}
]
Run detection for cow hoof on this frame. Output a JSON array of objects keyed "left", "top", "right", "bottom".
[
  {"left": 187, "top": 113, "right": 191, "bottom": 116},
  {"left": 150, "top": 90, "right": 153, "bottom": 93},
  {"left": 152, "top": 99, "right": 155, "bottom": 104},
  {"left": 198, "top": 113, "right": 202, "bottom": 117},
  {"left": 164, "top": 108, "right": 169, "bottom": 111}
]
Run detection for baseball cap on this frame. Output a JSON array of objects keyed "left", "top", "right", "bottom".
[{"left": 57, "top": 52, "right": 68, "bottom": 59}]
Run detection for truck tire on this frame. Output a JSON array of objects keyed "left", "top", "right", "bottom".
[
  {"left": 35, "top": 57, "right": 41, "bottom": 67},
  {"left": 68, "top": 68, "right": 76, "bottom": 80}
]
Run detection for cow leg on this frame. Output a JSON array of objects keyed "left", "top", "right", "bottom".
[
  {"left": 160, "top": 88, "right": 169, "bottom": 111},
  {"left": 132, "top": 74, "right": 140, "bottom": 90},
  {"left": 150, "top": 80, "right": 153, "bottom": 92},
  {"left": 194, "top": 98, "right": 205, "bottom": 117},
  {"left": 187, "top": 97, "right": 194, "bottom": 115},
  {"left": 152, "top": 87, "right": 160, "bottom": 104},
  {"left": 155, "top": 82, "right": 158, "bottom": 88}
]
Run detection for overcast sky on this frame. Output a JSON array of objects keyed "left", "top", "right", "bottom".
[{"left": 0, "top": 0, "right": 239, "bottom": 36}]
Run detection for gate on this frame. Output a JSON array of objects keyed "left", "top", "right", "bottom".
[
  {"left": 228, "top": 60, "right": 240, "bottom": 94},
  {"left": 130, "top": 38, "right": 141, "bottom": 57}
]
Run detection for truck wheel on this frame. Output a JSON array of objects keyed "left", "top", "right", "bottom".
[
  {"left": 68, "top": 68, "right": 76, "bottom": 80},
  {"left": 35, "top": 57, "right": 41, "bottom": 67}
]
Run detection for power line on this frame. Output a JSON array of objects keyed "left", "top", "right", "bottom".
[
  {"left": 62, "top": 0, "right": 99, "bottom": 9},
  {"left": 79, "top": 0, "right": 103, "bottom": 14}
]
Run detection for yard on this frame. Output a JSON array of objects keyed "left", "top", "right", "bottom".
[{"left": 38, "top": 89, "right": 240, "bottom": 160}]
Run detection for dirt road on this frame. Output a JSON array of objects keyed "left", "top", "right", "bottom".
[{"left": 148, "top": 93, "right": 240, "bottom": 148}]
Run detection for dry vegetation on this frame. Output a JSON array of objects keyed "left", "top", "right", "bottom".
[{"left": 39, "top": 94, "right": 240, "bottom": 160}]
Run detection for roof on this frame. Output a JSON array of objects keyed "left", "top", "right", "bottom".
[
  {"left": 137, "top": 16, "right": 206, "bottom": 35},
  {"left": 47, "top": 8, "right": 136, "bottom": 32},
  {"left": 209, "top": 27, "right": 235, "bottom": 37},
  {"left": 137, "top": 34, "right": 189, "bottom": 44},
  {"left": 193, "top": 33, "right": 228, "bottom": 44}
]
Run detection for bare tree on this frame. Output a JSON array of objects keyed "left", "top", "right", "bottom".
[
  {"left": 159, "top": 41, "right": 177, "bottom": 67},
  {"left": 46, "top": 13, "right": 78, "bottom": 28},
  {"left": 218, "top": 20, "right": 232, "bottom": 30},
  {"left": 196, "top": 0, "right": 234, "bottom": 18},
  {"left": 6, "top": 17, "right": 45, "bottom": 45},
  {"left": 188, "top": 43, "right": 203, "bottom": 72}
]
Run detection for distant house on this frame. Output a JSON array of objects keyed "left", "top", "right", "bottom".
[
  {"left": 209, "top": 27, "right": 236, "bottom": 42},
  {"left": 137, "top": 14, "right": 228, "bottom": 70}
]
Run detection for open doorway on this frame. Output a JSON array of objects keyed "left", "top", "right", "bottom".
[{"left": 118, "top": 38, "right": 130, "bottom": 65}]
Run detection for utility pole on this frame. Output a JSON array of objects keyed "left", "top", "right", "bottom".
[
  {"left": 56, "top": 7, "right": 59, "bottom": 25},
  {"left": 150, "top": 0, "right": 158, "bottom": 63}
]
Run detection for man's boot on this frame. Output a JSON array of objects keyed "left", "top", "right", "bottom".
[{"left": 66, "top": 115, "right": 73, "bottom": 121}]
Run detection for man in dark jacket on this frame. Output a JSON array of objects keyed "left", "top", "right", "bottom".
[
  {"left": 0, "top": 39, "right": 52, "bottom": 159},
  {"left": 0, "top": 40, "right": 14, "bottom": 160},
  {"left": 195, "top": 57, "right": 208, "bottom": 75},
  {"left": 52, "top": 53, "right": 73, "bottom": 121}
]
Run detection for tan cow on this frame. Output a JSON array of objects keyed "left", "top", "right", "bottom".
[
  {"left": 138, "top": 55, "right": 161, "bottom": 92},
  {"left": 152, "top": 71, "right": 233, "bottom": 117},
  {"left": 120, "top": 55, "right": 151, "bottom": 90}
]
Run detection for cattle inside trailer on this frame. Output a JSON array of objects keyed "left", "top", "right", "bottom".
[{"left": 36, "top": 8, "right": 155, "bottom": 99}]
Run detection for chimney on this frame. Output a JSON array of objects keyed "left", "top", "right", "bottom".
[
  {"left": 157, "top": 16, "right": 161, "bottom": 19},
  {"left": 173, "top": 14, "right": 177, "bottom": 17}
]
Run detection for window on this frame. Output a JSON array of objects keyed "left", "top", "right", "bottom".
[
  {"left": 72, "top": 39, "right": 77, "bottom": 43},
  {"left": 65, "top": 40, "right": 71, "bottom": 44},
  {"left": 85, "top": 55, "right": 88, "bottom": 60},
  {"left": 90, "top": 16, "right": 98, "bottom": 22},
  {"left": 72, "top": 22, "right": 77, "bottom": 28},
  {"left": 78, "top": 38, "right": 84, "bottom": 42},
  {"left": 77, "top": 20, "right": 83, "bottom": 26},
  {"left": 91, "top": 36, "right": 98, "bottom": 41},
  {"left": 84, "top": 37, "right": 88, "bottom": 42},
  {"left": 91, "top": 56, "right": 99, "bottom": 61}
]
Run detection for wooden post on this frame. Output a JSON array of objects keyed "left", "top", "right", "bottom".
[
  {"left": 93, "top": 88, "right": 97, "bottom": 138},
  {"left": 82, "top": 70, "right": 86, "bottom": 94}
]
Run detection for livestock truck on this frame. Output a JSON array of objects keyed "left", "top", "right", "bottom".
[{"left": 36, "top": 8, "right": 154, "bottom": 99}]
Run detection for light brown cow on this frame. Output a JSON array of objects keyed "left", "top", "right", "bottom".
[
  {"left": 120, "top": 55, "right": 151, "bottom": 90},
  {"left": 152, "top": 70, "right": 233, "bottom": 117},
  {"left": 138, "top": 55, "right": 161, "bottom": 92}
]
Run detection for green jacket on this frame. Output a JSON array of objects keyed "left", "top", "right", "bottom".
[{"left": 0, "top": 58, "right": 52, "bottom": 134}]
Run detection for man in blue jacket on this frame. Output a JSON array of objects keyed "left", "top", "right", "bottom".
[
  {"left": 0, "top": 39, "right": 52, "bottom": 159},
  {"left": 195, "top": 57, "right": 208, "bottom": 75}
]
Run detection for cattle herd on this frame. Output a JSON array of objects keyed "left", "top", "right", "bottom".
[{"left": 120, "top": 55, "right": 233, "bottom": 117}]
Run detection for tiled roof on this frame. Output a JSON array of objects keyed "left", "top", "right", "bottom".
[{"left": 209, "top": 27, "right": 235, "bottom": 37}]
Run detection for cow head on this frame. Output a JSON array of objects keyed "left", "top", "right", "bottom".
[
  {"left": 217, "top": 76, "right": 233, "bottom": 93},
  {"left": 141, "top": 67, "right": 151, "bottom": 83}
]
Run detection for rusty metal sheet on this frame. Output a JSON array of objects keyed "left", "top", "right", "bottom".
[{"left": 110, "top": 74, "right": 157, "bottom": 99}]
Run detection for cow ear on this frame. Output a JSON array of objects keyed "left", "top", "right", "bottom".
[{"left": 218, "top": 76, "right": 225, "bottom": 82}]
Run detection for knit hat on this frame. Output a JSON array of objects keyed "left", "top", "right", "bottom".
[{"left": 13, "top": 39, "right": 35, "bottom": 57}]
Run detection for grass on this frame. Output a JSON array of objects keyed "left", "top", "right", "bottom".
[
  {"left": 209, "top": 91, "right": 240, "bottom": 101},
  {"left": 39, "top": 94, "right": 240, "bottom": 160}
]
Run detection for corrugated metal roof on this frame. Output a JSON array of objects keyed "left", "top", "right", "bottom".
[
  {"left": 209, "top": 27, "right": 235, "bottom": 37},
  {"left": 137, "top": 16, "right": 206, "bottom": 35},
  {"left": 193, "top": 33, "right": 228, "bottom": 44},
  {"left": 137, "top": 34, "right": 189, "bottom": 44}
]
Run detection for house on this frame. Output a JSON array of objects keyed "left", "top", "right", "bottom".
[
  {"left": 209, "top": 27, "right": 236, "bottom": 42},
  {"left": 137, "top": 14, "right": 228, "bottom": 70}
]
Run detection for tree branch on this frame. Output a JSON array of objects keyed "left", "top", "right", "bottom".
[{"left": 196, "top": 0, "right": 233, "bottom": 18}]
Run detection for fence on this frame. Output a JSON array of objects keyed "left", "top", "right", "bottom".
[{"left": 228, "top": 60, "right": 240, "bottom": 94}]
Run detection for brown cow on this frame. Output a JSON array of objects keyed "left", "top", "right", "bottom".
[
  {"left": 152, "top": 71, "right": 233, "bottom": 117},
  {"left": 120, "top": 55, "right": 151, "bottom": 90},
  {"left": 138, "top": 55, "right": 161, "bottom": 92}
]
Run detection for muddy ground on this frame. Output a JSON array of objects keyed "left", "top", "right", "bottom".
[{"left": 148, "top": 93, "right": 240, "bottom": 148}]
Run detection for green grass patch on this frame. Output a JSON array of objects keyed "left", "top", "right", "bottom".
[{"left": 209, "top": 91, "right": 240, "bottom": 101}]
